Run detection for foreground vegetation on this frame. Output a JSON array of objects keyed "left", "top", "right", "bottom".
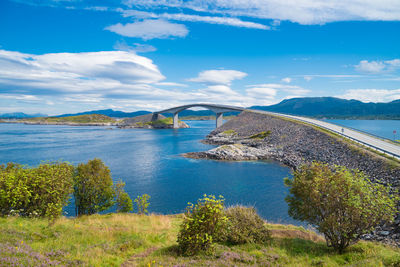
[{"left": 1, "top": 213, "right": 400, "bottom": 266}]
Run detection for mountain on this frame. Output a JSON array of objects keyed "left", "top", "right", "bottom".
[
  {"left": 57, "top": 109, "right": 151, "bottom": 118},
  {"left": 250, "top": 97, "right": 400, "bottom": 119},
  {"left": 0, "top": 112, "right": 47, "bottom": 119}
]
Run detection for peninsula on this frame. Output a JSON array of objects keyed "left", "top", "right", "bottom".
[{"left": 185, "top": 110, "right": 400, "bottom": 246}]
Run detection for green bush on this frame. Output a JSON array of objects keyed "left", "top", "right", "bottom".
[
  {"left": 222, "top": 205, "right": 270, "bottom": 245},
  {"left": 284, "top": 162, "right": 399, "bottom": 253},
  {"left": 177, "top": 194, "right": 227, "bottom": 256},
  {"left": 0, "top": 162, "right": 74, "bottom": 220},
  {"left": 134, "top": 194, "right": 150, "bottom": 215},
  {"left": 114, "top": 181, "right": 133, "bottom": 213},
  {"left": 73, "top": 158, "right": 115, "bottom": 216}
]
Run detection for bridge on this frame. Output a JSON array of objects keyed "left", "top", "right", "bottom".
[
  {"left": 153, "top": 103, "right": 400, "bottom": 159},
  {"left": 153, "top": 103, "right": 245, "bottom": 128}
]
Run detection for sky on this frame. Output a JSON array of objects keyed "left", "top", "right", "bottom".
[{"left": 0, "top": 0, "right": 400, "bottom": 115}]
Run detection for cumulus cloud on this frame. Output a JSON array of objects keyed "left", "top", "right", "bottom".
[
  {"left": 124, "top": 0, "right": 400, "bottom": 25},
  {"left": 188, "top": 69, "right": 247, "bottom": 85},
  {"left": 281, "top": 77, "right": 291, "bottom": 83},
  {"left": 0, "top": 49, "right": 165, "bottom": 98},
  {"left": 337, "top": 89, "right": 400, "bottom": 103},
  {"left": 105, "top": 19, "right": 188, "bottom": 40},
  {"left": 120, "top": 9, "right": 269, "bottom": 29},
  {"left": 355, "top": 59, "right": 400, "bottom": 74}
]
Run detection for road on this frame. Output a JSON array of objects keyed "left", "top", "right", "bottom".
[{"left": 252, "top": 110, "right": 400, "bottom": 160}]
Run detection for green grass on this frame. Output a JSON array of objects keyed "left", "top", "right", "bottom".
[
  {"left": 1, "top": 214, "right": 399, "bottom": 266},
  {"left": 248, "top": 131, "right": 271, "bottom": 139},
  {"left": 222, "top": 129, "right": 237, "bottom": 136},
  {"left": 24, "top": 114, "right": 116, "bottom": 124}
]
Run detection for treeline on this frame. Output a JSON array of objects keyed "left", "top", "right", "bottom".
[{"left": 0, "top": 158, "right": 149, "bottom": 222}]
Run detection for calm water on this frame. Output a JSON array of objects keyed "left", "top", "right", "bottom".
[
  {"left": 0, "top": 121, "right": 295, "bottom": 224},
  {"left": 2, "top": 119, "right": 397, "bottom": 223},
  {"left": 326, "top": 119, "right": 400, "bottom": 140}
]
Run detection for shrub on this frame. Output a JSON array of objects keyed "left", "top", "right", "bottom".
[
  {"left": 134, "top": 194, "right": 150, "bottom": 215},
  {"left": 0, "top": 162, "right": 74, "bottom": 220},
  {"left": 114, "top": 181, "right": 133, "bottom": 213},
  {"left": 73, "top": 158, "right": 115, "bottom": 216},
  {"left": 177, "top": 194, "right": 227, "bottom": 256},
  {"left": 222, "top": 205, "right": 270, "bottom": 245},
  {"left": 284, "top": 162, "right": 399, "bottom": 253}
]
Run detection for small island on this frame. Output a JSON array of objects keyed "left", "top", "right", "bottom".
[{"left": 1, "top": 113, "right": 189, "bottom": 129}]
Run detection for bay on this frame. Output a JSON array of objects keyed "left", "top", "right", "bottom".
[{"left": 0, "top": 121, "right": 295, "bottom": 224}]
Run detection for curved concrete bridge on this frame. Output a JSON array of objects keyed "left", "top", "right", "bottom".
[
  {"left": 153, "top": 103, "right": 245, "bottom": 128},
  {"left": 153, "top": 103, "right": 400, "bottom": 159}
]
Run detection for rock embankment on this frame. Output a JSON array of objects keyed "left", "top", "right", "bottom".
[{"left": 184, "top": 110, "right": 400, "bottom": 246}]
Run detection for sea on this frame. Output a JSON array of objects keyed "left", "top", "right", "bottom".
[{"left": 0, "top": 119, "right": 399, "bottom": 224}]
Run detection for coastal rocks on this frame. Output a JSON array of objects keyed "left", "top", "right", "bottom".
[
  {"left": 187, "top": 110, "right": 400, "bottom": 246},
  {"left": 184, "top": 144, "right": 270, "bottom": 161}
]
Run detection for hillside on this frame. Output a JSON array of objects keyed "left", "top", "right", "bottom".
[
  {"left": 250, "top": 97, "right": 400, "bottom": 119},
  {"left": 57, "top": 109, "right": 151, "bottom": 118},
  {"left": 0, "top": 112, "right": 47, "bottom": 119},
  {"left": 23, "top": 114, "right": 116, "bottom": 125},
  {"left": 1, "top": 213, "right": 399, "bottom": 266}
]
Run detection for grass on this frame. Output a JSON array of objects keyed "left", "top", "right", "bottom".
[
  {"left": 1, "top": 213, "right": 399, "bottom": 266},
  {"left": 222, "top": 129, "right": 237, "bottom": 136},
  {"left": 24, "top": 114, "right": 116, "bottom": 124},
  {"left": 248, "top": 131, "right": 271, "bottom": 139}
]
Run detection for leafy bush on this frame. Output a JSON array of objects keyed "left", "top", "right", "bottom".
[
  {"left": 222, "top": 205, "right": 270, "bottom": 245},
  {"left": 115, "top": 181, "right": 133, "bottom": 213},
  {"left": 73, "top": 158, "right": 115, "bottom": 216},
  {"left": 177, "top": 194, "right": 227, "bottom": 256},
  {"left": 134, "top": 194, "right": 150, "bottom": 215},
  {"left": 284, "top": 162, "right": 399, "bottom": 253},
  {"left": 0, "top": 162, "right": 74, "bottom": 220}
]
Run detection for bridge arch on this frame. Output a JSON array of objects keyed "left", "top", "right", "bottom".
[{"left": 153, "top": 103, "right": 245, "bottom": 128}]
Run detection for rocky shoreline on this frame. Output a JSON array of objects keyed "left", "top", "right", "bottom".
[{"left": 184, "top": 111, "right": 400, "bottom": 246}]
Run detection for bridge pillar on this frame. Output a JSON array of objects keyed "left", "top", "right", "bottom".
[
  {"left": 173, "top": 112, "right": 179, "bottom": 129},
  {"left": 151, "top": 113, "right": 159, "bottom": 121},
  {"left": 216, "top": 112, "right": 223, "bottom": 128}
]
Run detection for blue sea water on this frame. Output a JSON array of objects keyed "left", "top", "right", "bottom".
[
  {"left": 326, "top": 119, "right": 400, "bottom": 140},
  {"left": 1, "top": 119, "right": 397, "bottom": 224},
  {"left": 0, "top": 121, "right": 295, "bottom": 224}
]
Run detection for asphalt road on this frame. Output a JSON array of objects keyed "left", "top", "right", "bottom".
[{"left": 252, "top": 110, "right": 400, "bottom": 160}]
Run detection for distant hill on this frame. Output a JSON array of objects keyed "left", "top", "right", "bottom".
[
  {"left": 250, "top": 97, "right": 400, "bottom": 119},
  {"left": 57, "top": 109, "right": 151, "bottom": 118},
  {"left": 0, "top": 112, "right": 47, "bottom": 119}
]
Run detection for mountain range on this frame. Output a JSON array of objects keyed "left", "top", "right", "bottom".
[
  {"left": 2, "top": 97, "right": 400, "bottom": 119},
  {"left": 249, "top": 97, "right": 400, "bottom": 119}
]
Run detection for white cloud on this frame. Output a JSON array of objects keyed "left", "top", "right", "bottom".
[
  {"left": 188, "top": 69, "right": 247, "bottom": 85},
  {"left": 247, "top": 83, "right": 310, "bottom": 95},
  {"left": 355, "top": 59, "right": 400, "bottom": 74},
  {"left": 155, "top": 82, "right": 188, "bottom": 87},
  {"left": 120, "top": 9, "right": 269, "bottom": 29},
  {"left": 304, "top": 76, "right": 312, "bottom": 81},
  {"left": 281, "top": 77, "right": 291, "bottom": 83},
  {"left": 113, "top": 41, "right": 157, "bottom": 53},
  {"left": 105, "top": 19, "right": 188, "bottom": 40},
  {"left": 124, "top": 0, "right": 400, "bottom": 25},
  {"left": 337, "top": 89, "right": 400, "bottom": 102},
  {"left": 0, "top": 49, "right": 165, "bottom": 98},
  {"left": 246, "top": 87, "right": 277, "bottom": 98}
]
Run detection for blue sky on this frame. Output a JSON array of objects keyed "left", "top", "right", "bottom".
[{"left": 0, "top": 0, "right": 400, "bottom": 115}]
